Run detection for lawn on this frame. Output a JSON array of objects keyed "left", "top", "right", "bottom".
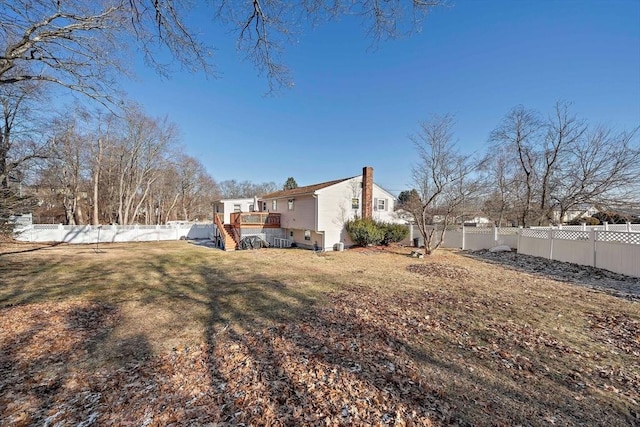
[{"left": 0, "top": 241, "right": 638, "bottom": 426}]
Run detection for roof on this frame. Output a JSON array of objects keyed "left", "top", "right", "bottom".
[
  {"left": 260, "top": 177, "right": 355, "bottom": 199},
  {"left": 213, "top": 198, "right": 256, "bottom": 203}
]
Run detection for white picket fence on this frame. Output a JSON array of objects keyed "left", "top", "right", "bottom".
[
  {"left": 14, "top": 223, "right": 214, "bottom": 244},
  {"left": 407, "top": 224, "right": 640, "bottom": 278}
]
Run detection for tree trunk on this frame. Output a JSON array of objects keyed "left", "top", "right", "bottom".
[{"left": 92, "top": 138, "right": 102, "bottom": 225}]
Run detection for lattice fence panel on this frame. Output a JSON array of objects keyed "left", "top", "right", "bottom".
[
  {"left": 32, "top": 224, "right": 61, "bottom": 230},
  {"left": 597, "top": 231, "right": 640, "bottom": 245},
  {"left": 464, "top": 228, "right": 493, "bottom": 235},
  {"left": 497, "top": 228, "right": 519, "bottom": 235},
  {"left": 554, "top": 230, "right": 590, "bottom": 241},
  {"left": 520, "top": 229, "right": 549, "bottom": 239}
]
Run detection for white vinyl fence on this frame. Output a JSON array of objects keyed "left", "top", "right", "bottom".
[
  {"left": 406, "top": 223, "right": 640, "bottom": 278},
  {"left": 518, "top": 227, "right": 640, "bottom": 278},
  {"left": 406, "top": 225, "right": 519, "bottom": 250},
  {"left": 15, "top": 223, "right": 214, "bottom": 244}
]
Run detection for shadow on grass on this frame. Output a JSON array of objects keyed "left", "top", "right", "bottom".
[
  {"left": 0, "top": 241, "right": 64, "bottom": 256},
  {"left": 0, "top": 246, "right": 637, "bottom": 425}
]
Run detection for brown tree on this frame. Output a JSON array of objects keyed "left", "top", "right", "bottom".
[{"left": 409, "top": 114, "right": 481, "bottom": 254}]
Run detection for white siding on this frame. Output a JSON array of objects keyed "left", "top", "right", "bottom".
[
  {"left": 316, "top": 178, "right": 361, "bottom": 233},
  {"left": 371, "top": 186, "right": 399, "bottom": 223},
  {"left": 215, "top": 198, "right": 255, "bottom": 223},
  {"left": 276, "top": 195, "right": 316, "bottom": 231}
]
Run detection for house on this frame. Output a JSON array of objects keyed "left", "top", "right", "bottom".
[
  {"left": 555, "top": 205, "right": 599, "bottom": 224},
  {"left": 213, "top": 167, "right": 400, "bottom": 251},
  {"left": 213, "top": 197, "right": 259, "bottom": 224}
]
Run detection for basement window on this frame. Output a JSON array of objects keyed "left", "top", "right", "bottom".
[{"left": 304, "top": 230, "right": 311, "bottom": 240}]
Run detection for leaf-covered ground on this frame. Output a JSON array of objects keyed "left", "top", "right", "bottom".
[{"left": 0, "top": 242, "right": 638, "bottom": 426}]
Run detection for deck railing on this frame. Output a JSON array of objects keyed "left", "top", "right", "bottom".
[{"left": 230, "top": 212, "right": 281, "bottom": 228}]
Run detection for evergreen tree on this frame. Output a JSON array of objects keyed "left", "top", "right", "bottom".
[{"left": 283, "top": 177, "right": 298, "bottom": 190}]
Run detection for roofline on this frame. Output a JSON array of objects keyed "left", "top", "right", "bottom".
[{"left": 259, "top": 176, "right": 357, "bottom": 200}]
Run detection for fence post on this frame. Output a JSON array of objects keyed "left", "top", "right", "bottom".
[
  {"left": 603, "top": 221, "right": 608, "bottom": 231},
  {"left": 548, "top": 228, "right": 554, "bottom": 260},
  {"left": 517, "top": 226, "right": 522, "bottom": 252},
  {"left": 58, "top": 224, "right": 64, "bottom": 242},
  {"left": 627, "top": 222, "right": 632, "bottom": 232},
  {"left": 461, "top": 225, "right": 466, "bottom": 250},
  {"left": 590, "top": 229, "right": 596, "bottom": 267},
  {"left": 493, "top": 225, "right": 498, "bottom": 245}
]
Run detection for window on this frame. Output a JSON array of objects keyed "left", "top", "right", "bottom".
[
  {"left": 249, "top": 204, "right": 254, "bottom": 212},
  {"left": 262, "top": 202, "right": 267, "bottom": 211},
  {"left": 351, "top": 198, "right": 360, "bottom": 209},
  {"left": 288, "top": 199, "right": 295, "bottom": 210},
  {"left": 233, "top": 204, "right": 241, "bottom": 212},
  {"left": 376, "top": 198, "right": 386, "bottom": 211},
  {"left": 272, "top": 200, "right": 277, "bottom": 211},
  {"left": 304, "top": 230, "right": 311, "bottom": 240}
]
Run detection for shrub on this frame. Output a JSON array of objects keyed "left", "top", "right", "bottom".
[
  {"left": 593, "top": 211, "right": 630, "bottom": 224},
  {"left": 568, "top": 216, "right": 600, "bottom": 226},
  {"left": 345, "top": 218, "right": 385, "bottom": 246},
  {"left": 380, "top": 222, "right": 409, "bottom": 245},
  {"left": 345, "top": 219, "right": 408, "bottom": 247}
]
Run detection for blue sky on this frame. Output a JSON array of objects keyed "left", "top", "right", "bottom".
[{"left": 121, "top": 0, "right": 640, "bottom": 195}]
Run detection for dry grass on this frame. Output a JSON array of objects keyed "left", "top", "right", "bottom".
[{"left": 0, "top": 241, "right": 638, "bottom": 426}]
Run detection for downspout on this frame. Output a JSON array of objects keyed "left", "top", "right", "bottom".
[{"left": 313, "top": 192, "right": 321, "bottom": 249}]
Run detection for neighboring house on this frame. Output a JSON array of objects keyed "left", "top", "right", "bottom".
[
  {"left": 213, "top": 197, "right": 259, "bottom": 224},
  {"left": 555, "top": 205, "right": 599, "bottom": 224},
  {"left": 391, "top": 208, "right": 413, "bottom": 224},
  {"left": 464, "top": 216, "right": 493, "bottom": 226},
  {"left": 213, "top": 167, "right": 400, "bottom": 251}
]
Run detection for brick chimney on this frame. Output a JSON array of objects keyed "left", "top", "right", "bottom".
[{"left": 361, "top": 166, "right": 373, "bottom": 219}]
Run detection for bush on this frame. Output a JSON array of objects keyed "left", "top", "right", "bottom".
[
  {"left": 568, "top": 216, "right": 600, "bottom": 226},
  {"left": 593, "top": 211, "right": 630, "bottom": 224},
  {"left": 345, "top": 219, "right": 408, "bottom": 247},
  {"left": 380, "top": 222, "right": 409, "bottom": 245},
  {"left": 345, "top": 218, "right": 385, "bottom": 246}
]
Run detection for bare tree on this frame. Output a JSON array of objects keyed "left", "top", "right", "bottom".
[
  {"left": 488, "top": 103, "right": 640, "bottom": 226},
  {"left": 536, "top": 102, "right": 587, "bottom": 223},
  {"left": 41, "top": 111, "right": 93, "bottom": 225},
  {"left": 409, "top": 114, "right": 480, "bottom": 254},
  {"left": 0, "top": 0, "right": 216, "bottom": 100},
  {"left": 553, "top": 125, "right": 640, "bottom": 219},
  {"left": 173, "top": 154, "right": 218, "bottom": 221},
  {"left": 218, "top": 179, "right": 277, "bottom": 199},
  {"left": 1, "top": 0, "right": 447, "bottom": 97},
  {"left": 490, "top": 106, "right": 543, "bottom": 226},
  {"left": 0, "top": 79, "right": 49, "bottom": 188},
  {"left": 480, "top": 143, "right": 517, "bottom": 226},
  {"left": 112, "top": 105, "right": 177, "bottom": 224}
]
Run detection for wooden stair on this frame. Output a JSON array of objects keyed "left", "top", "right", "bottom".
[
  {"left": 223, "top": 224, "right": 239, "bottom": 250},
  {"left": 214, "top": 214, "right": 239, "bottom": 251}
]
